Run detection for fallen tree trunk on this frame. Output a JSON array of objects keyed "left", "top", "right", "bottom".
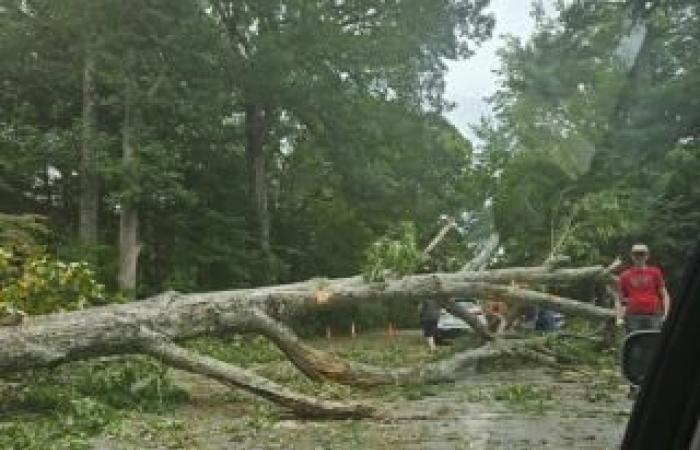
[
  {"left": 0, "top": 265, "right": 614, "bottom": 417},
  {"left": 0, "top": 271, "right": 613, "bottom": 373}
]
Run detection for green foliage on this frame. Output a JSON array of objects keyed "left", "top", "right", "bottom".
[
  {"left": 493, "top": 383, "right": 553, "bottom": 406},
  {"left": 556, "top": 190, "right": 649, "bottom": 264},
  {"left": 460, "top": 383, "right": 554, "bottom": 413},
  {"left": 0, "top": 0, "right": 494, "bottom": 292},
  {"left": 646, "top": 141, "right": 700, "bottom": 289},
  {"left": 0, "top": 358, "right": 188, "bottom": 449},
  {"left": 74, "top": 359, "right": 189, "bottom": 411},
  {"left": 0, "top": 248, "right": 108, "bottom": 315},
  {"left": 185, "top": 335, "right": 285, "bottom": 368},
  {"left": 480, "top": 0, "right": 700, "bottom": 279},
  {"left": 0, "top": 214, "right": 49, "bottom": 255},
  {"left": 361, "top": 222, "right": 423, "bottom": 282}
]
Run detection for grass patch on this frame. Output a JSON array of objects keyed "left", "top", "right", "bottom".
[
  {"left": 493, "top": 384, "right": 554, "bottom": 405},
  {"left": 0, "top": 358, "right": 189, "bottom": 449},
  {"left": 0, "top": 327, "right": 628, "bottom": 449},
  {"left": 459, "top": 383, "right": 556, "bottom": 413},
  {"left": 374, "top": 383, "right": 444, "bottom": 402},
  {"left": 184, "top": 335, "right": 286, "bottom": 367}
]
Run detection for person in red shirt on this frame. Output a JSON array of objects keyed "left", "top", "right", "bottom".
[{"left": 617, "top": 243, "right": 671, "bottom": 334}]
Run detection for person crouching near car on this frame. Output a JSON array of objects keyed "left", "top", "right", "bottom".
[
  {"left": 617, "top": 243, "right": 672, "bottom": 334},
  {"left": 419, "top": 298, "right": 441, "bottom": 351}
]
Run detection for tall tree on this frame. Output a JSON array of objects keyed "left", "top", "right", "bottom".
[
  {"left": 104, "top": 0, "right": 230, "bottom": 295},
  {"left": 78, "top": 4, "right": 99, "bottom": 246},
  {"left": 480, "top": 0, "right": 700, "bottom": 286},
  {"left": 117, "top": 78, "right": 139, "bottom": 293},
  {"left": 209, "top": 0, "right": 494, "bottom": 281}
]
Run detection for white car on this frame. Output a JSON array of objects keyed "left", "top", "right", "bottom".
[{"left": 436, "top": 299, "right": 488, "bottom": 339}]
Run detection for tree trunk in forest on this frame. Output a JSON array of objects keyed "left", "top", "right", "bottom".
[
  {"left": 244, "top": 101, "right": 274, "bottom": 277},
  {"left": 117, "top": 85, "right": 140, "bottom": 296},
  {"left": 79, "top": 44, "right": 99, "bottom": 246}
]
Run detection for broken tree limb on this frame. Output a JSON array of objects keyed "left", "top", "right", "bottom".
[
  {"left": 461, "top": 232, "right": 500, "bottom": 272},
  {"left": 140, "top": 332, "right": 375, "bottom": 418},
  {"left": 422, "top": 217, "right": 457, "bottom": 257},
  {"left": 455, "top": 265, "right": 610, "bottom": 285},
  {"left": 542, "top": 254, "right": 572, "bottom": 271},
  {"left": 439, "top": 298, "right": 494, "bottom": 342},
  {"left": 231, "top": 309, "right": 550, "bottom": 386},
  {"left": 458, "top": 282, "right": 615, "bottom": 321},
  {"left": 458, "top": 232, "right": 507, "bottom": 333}
]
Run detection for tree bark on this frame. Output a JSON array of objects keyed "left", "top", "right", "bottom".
[
  {"left": 117, "top": 84, "right": 140, "bottom": 296},
  {"left": 79, "top": 43, "right": 99, "bottom": 245},
  {"left": 0, "top": 265, "right": 614, "bottom": 417},
  {"left": 0, "top": 266, "right": 613, "bottom": 373},
  {"left": 140, "top": 332, "right": 374, "bottom": 418},
  {"left": 230, "top": 308, "right": 552, "bottom": 386},
  {"left": 0, "top": 294, "right": 552, "bottom": 387},
  {"left": 245, "top": 101, "right": 274, "bottom": 276}
]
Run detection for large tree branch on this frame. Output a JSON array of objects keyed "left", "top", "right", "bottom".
[
  {"left": 231, "top": 309, "right": 550, "bottom": 386},
  {"left": 455, "top": 265, "right": 609, "bottom": 284},
  {"left": 460, "top": 282, "right": 615, "bottom": 321},
  {"left": 140, "top": 331, "right": 374, "bottom": 418},
  {"left": 438, "top": 297, "right": 494, "bottom": 341}
]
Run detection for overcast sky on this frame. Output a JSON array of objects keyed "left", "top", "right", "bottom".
[{"left": 444, "top": 1, "right": 548, "bottom": 140}]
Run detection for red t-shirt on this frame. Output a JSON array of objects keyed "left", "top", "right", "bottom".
[{"left": 618, "top": 266, "right": 666, "bottom": 315}]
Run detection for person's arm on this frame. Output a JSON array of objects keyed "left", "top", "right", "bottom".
[
  {"left": 654, "top": 268, "right": 671, "bottom": 319},
  {"left": 615, "top": 291, "right": 626, "bottom": 326},
  {"left": 660, "top": 286, "right": 671, "bottom": 319},
  {"left": 616, "top": 273, "right": 628, "bottom": 326}
]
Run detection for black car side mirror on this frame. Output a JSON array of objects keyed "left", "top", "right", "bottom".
[{"left": 621, "top": 330, "right": 662, "bottom": 386}]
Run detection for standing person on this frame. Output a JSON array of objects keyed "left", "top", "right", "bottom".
[
  {"left": 419, "top": 298, "right": 441, "bottom": 351},
  {"left": 618, "top": 243, "right": 671, "bottom": 399},
  {"left": 618, "top": 243, "right": 672, "bottom": 334}
]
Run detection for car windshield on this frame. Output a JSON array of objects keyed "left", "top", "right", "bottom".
[{"left": 1, "top": 0, "right": 697, "bottom": 448}]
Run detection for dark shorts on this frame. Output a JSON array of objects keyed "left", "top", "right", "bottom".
[
  {"left": 421, "top": 320, "right": 438, "bottom": 338},
  {"left": 625, "top": 314, "right": 663, "bottom": 334}
]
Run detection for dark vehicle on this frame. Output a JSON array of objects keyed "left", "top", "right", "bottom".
[
  {"left": 621, "top": 244, "right": 700, "bottom": 450},
  {"left": 519, "top": 307, "right": 565, "bottom": 332}
]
